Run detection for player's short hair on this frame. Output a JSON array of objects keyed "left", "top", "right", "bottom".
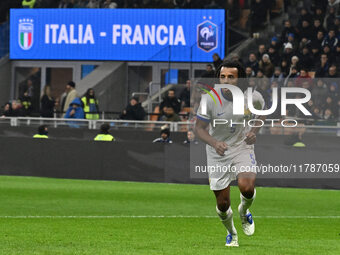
[
  {"left": 216, "top": 60, "right": 247, "bottom": 91},
  {"left": 216, "top": 60, "right": 246, "bottom": 79}
]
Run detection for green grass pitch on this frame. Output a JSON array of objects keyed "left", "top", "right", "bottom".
[{"left": 0, "top": 175, "right": 339, "bottom": 255}]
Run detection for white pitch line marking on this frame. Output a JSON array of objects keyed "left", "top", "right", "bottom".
[{"left": 0, "top": 216, "right": 339, "bottom": 219}]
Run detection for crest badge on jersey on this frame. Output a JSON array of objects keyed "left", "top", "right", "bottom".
[
  {"left": 197, "top": 20, "right": 218, "bottom": 52},
  {"left": 18, "top": 19, "right": 34, "bottom": 50}
]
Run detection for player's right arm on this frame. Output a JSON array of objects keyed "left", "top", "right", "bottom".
[{"left": 194, "top": 119, "right": 228, "bottom": 156}]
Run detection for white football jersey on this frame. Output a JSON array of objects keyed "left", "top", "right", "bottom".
[{"left": 196, "top": 87, "right": 265, "bottom": 148}]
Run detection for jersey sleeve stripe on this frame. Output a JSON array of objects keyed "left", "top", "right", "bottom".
[{"left": 196, "top": 115, "right": 210, "bottom": 122}]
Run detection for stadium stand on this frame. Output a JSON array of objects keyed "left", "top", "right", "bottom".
[{"left": 0, "top": 0, "right": 339, "bottom": 125}]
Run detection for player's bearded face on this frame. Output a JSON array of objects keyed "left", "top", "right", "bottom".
[{"left": 219, "top": 67, "right": 238, "bottom": 100}]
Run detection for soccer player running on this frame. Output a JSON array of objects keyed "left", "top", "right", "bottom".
[{"left": 194, "top": 60, "right": 266, "bottom": 247}]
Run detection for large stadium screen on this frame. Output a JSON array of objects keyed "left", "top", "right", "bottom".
[{"left": 10, "top": 9, "right": 225, "bottom": 62}]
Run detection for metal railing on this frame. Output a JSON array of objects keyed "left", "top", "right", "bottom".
[
  {"left": 0, "top": 117, "right": 339, "bottom": 135},
  {"left": 0, "top": 117, "right": 193, "bottom": 132}
]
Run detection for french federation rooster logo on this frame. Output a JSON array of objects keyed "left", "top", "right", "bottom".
[{"left": 200, "top": 25, "right": 214, "bottom": 41}]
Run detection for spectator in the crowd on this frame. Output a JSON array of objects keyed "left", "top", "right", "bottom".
[
  {"left": 246, "top": 53, "right": 259, "bottom": 74},
  {"left": 33, "top": 125, "right": 49, "bottom": 139},
  {"left": 268, "top": 46, "right": 280, "bottom": 66},
  {"left": 323, "top": 108, "right": 335, "bottom": 120},
  {"left": 64, "top": 98, "right": 85, "bottom": 119},
  {"left": 160, "top": 89, "right": 181, "bottom": 114},
  {"left": 94, "top": 123, "right": 115, "bottom": 141},
  {"left": 286, "top": 33, "right": 298, "bottom": 52},
  {"left": 19, "top": 91, "right": 32, "bottom": 116},
  {"left": 87, "top": 0, "right": 100, "bottom": 8},
  {"left": 299, "top": 46, "right": 313, "bottom": 70},
  {"left": 313, "top": 7, "right": 325, "bottom": 25},
  {"left": 297, "top": 8, "right": 313, "bottom": 27},
  {"left": 81, "top": 88, "right": 99, "bottom": 120},
  {"left": 22, "top": 0, "right": 36, "bottom": 8},
  {"left": 322, "top": 28, "right": 339, "bottom": 50},
  {"left": 327, "top": 65, "right": 338, "bottom": 78},
  {"left": 259, "top": 54, "right": 274, "bottom": 77},
  {"left": 160, "top": 106, "right": 181, "bottom": 122},
  {"left": 325, "top": 7, "right": 336, "bottom": 31},
  {"left": 312, "top": 107, "right": 323, "bottom": 119},
  {"left": 63, "top": 81, "right": 78, "bottom": 115},
  {"left": 256, "top": 69, "right": 264, "bottom": 78},
  {"left": 19, "top": 79, "right": 34, "bottom": 100},
  {"left": 312, "top": 19, "right": 326, "bottom": 38},
  {"left": 315, "top": 54, "right": 330, "bottom": 77},
  {"left": 270, "top": 67, "right": 284, "bottom": 85},
  {"left": 74, "top": 0, "right": 88, "bottom": 8},
  {"left": 295, "top": 68, "right": 312, "bottom": 88},
  {"left": 183, "top": 130, "right": 198, "bottom": 144},
  {"left": 40, "top": 85, "right": 55, "bottom": 118},
  {"left": 312, "top": 79, "right": 329, "bottom": 107},
  {"left": 11, "top": 100, "right": 24, "bottom": 117},
  {"left": 298, "top": 20, "right": 314, "bottom": 41},
  {"left": 298, "top": 37, "right": 312, "bottom": 52},
  {"left": 284, "top": 66, "right": 299, "bottom": 86},
  {"left": 257, "top": 44, "right": 266, "bottom": 60},
  {"left": 282, "top": 42, "right": 295, "bottom": 66},
  {"left": 103, "top": 0, "right": 118, "bottom": 8},
  {"left": 180, "top": 80, "right": 191, "bottom": 108},
  {"left": 280, "top": 60, "right": 290, "bottom": 77},
  {"left": 322, "top": 45, "right": 336, "bottom": 63},
  {"left": 336, "top": 41, "right": 340, "bottom": 64},
  {"left": 120, "top": 96, "right": 146, "bottom": 120},
  {"left": 201, "top": 64, "right": 215, "bottom": 78},
  {"left": 245, "top": 66, "right": 255, "bottom": 78},
  {"left": 58, "top": 0, "right": 74, "bottom": 8},
  {"left": 212, "top": 53, "right": 223, "bottom": 71},
  {"left": 281, "top": 20, "right": 297, "bottom": 43},
  {"left": 323, "top": 96, "right": 337, "bottom": 114},
  {"left": 327, "top": 1, "right": 340, "bottom": 14},
  {"left": 314, "top": 30, "right": 325, "bottom": 48},
  {"left": 329, "top": 83, "right": 339, "bottom": 101},
  {"left": 311, "top": 42, "right": 321, "bottom": 67},
  {"left": 269, "top": 36, "right": 281, "bottom": 51},
  {"left": 1, "top": 102, "right": 12, "bottom": 117},
  {"left": 290, "top": 55, "right": 300, "bottom": 70},
  {"left": 152, "top": 126, "right": 172, "bottom": 143}
]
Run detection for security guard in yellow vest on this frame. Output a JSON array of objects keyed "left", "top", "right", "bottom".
[
  {"left": 81, "top": 88, "right": 99, "bottom": 120},
  {"left": 33, "top": 125, "right": 49, "bottom": 139},
  {"left": 94, "top": 124, "right": 115, "bottom": 141}
]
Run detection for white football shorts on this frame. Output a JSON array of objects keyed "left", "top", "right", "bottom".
[{"left": 206, "top": 143, "right": 257, "bottom": 190}]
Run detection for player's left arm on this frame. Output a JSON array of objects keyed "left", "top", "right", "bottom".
[{"left": 244, "top": 91, "right": 266, "bottom": 145}]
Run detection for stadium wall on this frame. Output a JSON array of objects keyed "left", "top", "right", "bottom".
[
  {"left": 0, "top": 134, "right": 339, "bottom": 189},
  {"left": 0, "top": 56, "right": 11, "bottom": 104}
]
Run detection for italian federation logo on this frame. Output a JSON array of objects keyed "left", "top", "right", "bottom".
[
  {"left": 197, "top": 19, "right": 218, "bottom": 52},
  {"left": 19, "top": 19, "right": 34, "bottom": 50}
]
